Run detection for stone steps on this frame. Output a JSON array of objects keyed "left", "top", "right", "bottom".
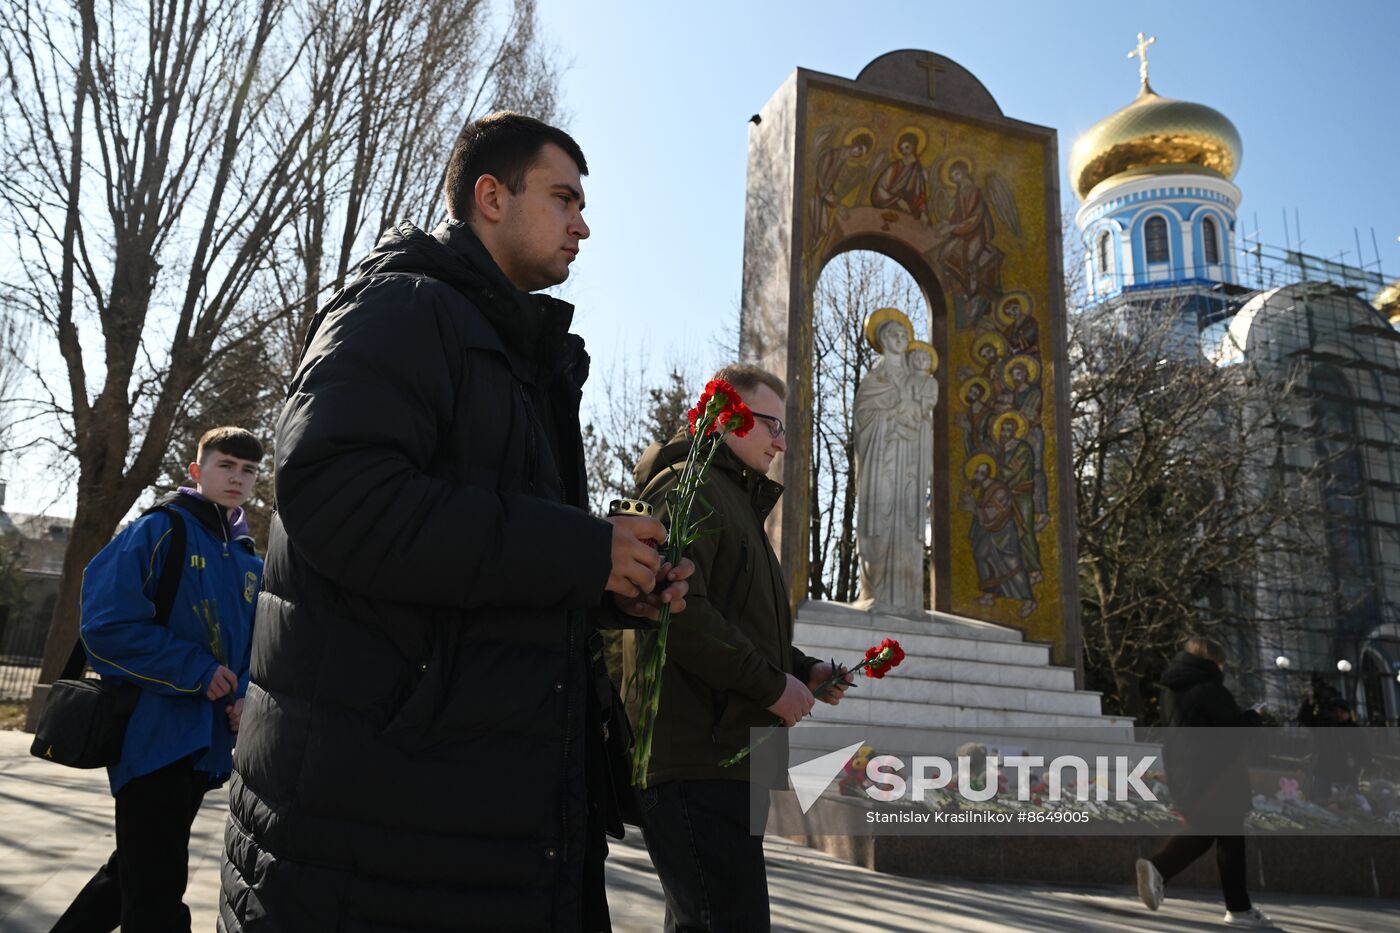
[
  {"left": 790, "top": 601, "right": 1137, "bottom": 742},
  {"left": 799, "top": 599, "right": 1026, "bottom": 641},
  {"left": 795, "top": 608, "right": 1054, "bottom": 668},
  {"left": 796, "top": 631, "right": 1076, "bottom": 692},
  {"left": 804, "top": 694, "right": 1132, "bottom": 731},
  {"left": 788, "top": 721, "right": 1149, "bottom": 762},
  {"left": 820, "top": 677, "right": 1105, "bottom": 717}
]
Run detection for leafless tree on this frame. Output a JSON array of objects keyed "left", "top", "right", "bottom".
[
  {"left": 269, "top": 0, "right": 564, "bottom": 359},
  {"left": 582, "top": 359, "right": 698, "bottom": 517},
  {"left": 0, "top": 0, "right": 562, "bottom": 718},
  {"left": 155, "top": 333, "right": 281, "bottom": 545},
  {"left": 161, "top": 0, "right": 564, "bottom": 544},
  {"left": 580, "top": 357, "right": 699, "bottom": 687},
  {"left": 0, "top": 299, "right": 27, "bottom": 645},
  {"left": 1069, "top": 297, "right": 1340, "bottom": 720}
]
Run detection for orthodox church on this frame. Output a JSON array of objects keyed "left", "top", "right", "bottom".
[{"left": 1067, "top": 36, "right": 1400, "bottom": 724}]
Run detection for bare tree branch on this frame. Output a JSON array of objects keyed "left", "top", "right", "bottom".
[{"left": 0, "top": 0, "right": 564, "bottom": 716}]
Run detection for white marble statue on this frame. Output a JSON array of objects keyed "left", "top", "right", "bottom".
[
  {"left": 853, "top": 309, "right": 938, "bottom": 617},
  {"left": 906, "top": 339, "right": 940, "bottom": 518}
]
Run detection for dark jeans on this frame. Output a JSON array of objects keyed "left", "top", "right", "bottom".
[
  {"left": 638, "top": 780, "right": 770, "bottom": 933},
  {"left": 51, "top": 756, "right": 210, "bottom": 933},
  {"left": 1149, "top": 833, "right": 1251, "bottom": 912}
]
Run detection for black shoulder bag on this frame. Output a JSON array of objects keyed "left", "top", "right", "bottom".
[{"left": 30, "top": 506, "right": 187, "bottom": 768}]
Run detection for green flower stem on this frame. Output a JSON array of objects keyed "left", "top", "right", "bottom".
[{"left": 630, "top": 402, "right": 736, "bottom": 788}]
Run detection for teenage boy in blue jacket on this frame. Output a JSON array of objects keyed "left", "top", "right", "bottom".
[{"left": 53, "top": 426, "right": 264, "bottom": 933}]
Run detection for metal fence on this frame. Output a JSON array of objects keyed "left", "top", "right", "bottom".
[{"left": 0, "top": 608, "right": 46, "bottom": 702}]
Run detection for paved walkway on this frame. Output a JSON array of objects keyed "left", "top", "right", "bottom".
[{"left": 3, "top": 730, "right": 1398, "bottom": 931}]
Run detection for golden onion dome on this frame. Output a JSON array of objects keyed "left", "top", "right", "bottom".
[
  {"left": 1069, "top": 82, "right": 1242, "bottom": 201},
  {"left": 1376, "top": 278, "right": 1400, "bottom": 325}
]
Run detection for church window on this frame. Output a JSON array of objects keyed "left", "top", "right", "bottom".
[
  {"left": 1202, "top": 216, "right": 1220, "bottom": 264},
  {"left": 1144, "top": 216, "right": 1169, "bottom": 263},
  {"left": 1096, "top": 232, "right": 1112, "bottom": 275}
]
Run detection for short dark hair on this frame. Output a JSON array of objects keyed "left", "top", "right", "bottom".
[
  {"left": 196, "top": 426, "right": 264, "bottom": 464},
  {"left": 712, "top": 363, "right": 786, "bottom": 402},
  {"left": 1184, "top": 635, "right": 1227, "bottom": 665},
  {"left": 443, "top": 112, "right": 588, "bottom": 221},
  {"left": 851, "top": 132, "right": 874, "bottom": 151}
]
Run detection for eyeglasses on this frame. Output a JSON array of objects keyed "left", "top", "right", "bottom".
[{"left": 752, "top": 412, "right": 785, "bottom": 439}]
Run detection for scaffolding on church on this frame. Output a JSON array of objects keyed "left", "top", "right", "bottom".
[
  {"left": 1077, "top": 243, "right": 1400, "bottom": 727},
  {"left": 1236, "top": 234, "right": 1393, "bottom": 305},
  {"left": 1205, "top": 271, "right": 1400, "bottom": 728}
]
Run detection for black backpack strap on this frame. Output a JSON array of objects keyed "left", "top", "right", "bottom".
[
  {"left": 62, "top": 504, "right": 188, "bottom": 679},
  {"left": 144, "top": 505, "right": 187, "bottom": 628},
  {"left": 59, "top": 632, "right": 87, "bottom": 680}
]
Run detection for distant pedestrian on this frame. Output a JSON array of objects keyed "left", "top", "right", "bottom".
[{"left": 1135, "top": 636, "right": 1273, "bottom": 928}]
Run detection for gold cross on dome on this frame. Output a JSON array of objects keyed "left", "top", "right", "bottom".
[{"left": 1127, "top": 32, "right": 1156, "bottom": 88}]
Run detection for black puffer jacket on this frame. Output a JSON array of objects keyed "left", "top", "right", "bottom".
[
  {"left": 1158, "top": 652, "right": 1262, "bottom": 825},
  {"left": 219, "top": 221, "right": 615, "bottom": 932}
]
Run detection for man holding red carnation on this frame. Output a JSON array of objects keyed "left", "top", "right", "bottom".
[{"left": 626, "top": 363, "right": 850, "bottom": 932}]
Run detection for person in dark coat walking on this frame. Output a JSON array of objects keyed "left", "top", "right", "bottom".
[
  {"left": 219, "top": 113, "right": 691, "bottom": 933},
  {"left": 1135, "top": 636, "right": 1273, "bottom": 928}
]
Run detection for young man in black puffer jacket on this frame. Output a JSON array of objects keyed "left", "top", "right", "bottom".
[
  {"left": 1135, "top": 636, "right": 1271, "bottom": 928},
  {"left": 219, "top": 113, "right": 691, "bottom": 933}
]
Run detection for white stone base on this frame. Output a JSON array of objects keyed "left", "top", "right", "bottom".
[{"left": 792, "top": 600, "right": 1145, "bottom": 759}]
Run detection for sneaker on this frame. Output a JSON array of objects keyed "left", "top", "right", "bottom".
[
  {"left": 1135, "top": 858, "right": 1164, "bottom": 911},
  {"left": 1224, "top": 907, "right": 1275, "bottom": 927}
]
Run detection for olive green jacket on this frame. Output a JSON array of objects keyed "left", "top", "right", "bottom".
[{"left": 625, "top": 434, "right": 819, "bottom": 784}]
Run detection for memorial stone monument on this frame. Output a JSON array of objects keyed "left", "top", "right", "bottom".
[{"left": 739, "top": 49, "right": 1081, "bottom": 673}]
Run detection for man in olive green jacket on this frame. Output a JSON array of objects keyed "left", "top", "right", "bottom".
[{"left": 626, "top": 364, "right": 849, "bottom": 932}]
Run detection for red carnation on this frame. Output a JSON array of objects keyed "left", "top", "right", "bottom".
[
  {"left": 692, "top": 380, "right": 751, "bottom": 437},
  {"left": 864, "top": 638, "right": 905, "bottom": 679},
  {"left": 717, "top": 401, "right": 755, "bottom": 438},
  {"left": 731, "top": 401, "right": 755, "bottom": 437},
  {"left": 705, "top": 379, "right": 738, "bottom": 411}
]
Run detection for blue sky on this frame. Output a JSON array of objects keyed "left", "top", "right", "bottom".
[
  {"left": 539, "top": 0, "right": 1400, "bottom": 387},
  {"left": 9, "top": 0, "right": 1398, "bottom": 517}
]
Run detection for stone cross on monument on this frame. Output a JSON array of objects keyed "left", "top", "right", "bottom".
[
  {"left": 1128, "top": 32, "right": 1156, "bottom": 89},
  {"left": 915, "top": 54, "right": 945, "bottom": 99}
]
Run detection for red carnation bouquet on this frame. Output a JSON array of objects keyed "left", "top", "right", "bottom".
[
  {"left": 631, "top": 379, "right": 754, "bottom": 787},
  {"left": 720, "top": 638, "right": 906, "bottom": 767}
]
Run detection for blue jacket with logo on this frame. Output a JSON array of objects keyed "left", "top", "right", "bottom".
[{"left": 80, "top": 490, "right": 262, "bottom": 794}]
